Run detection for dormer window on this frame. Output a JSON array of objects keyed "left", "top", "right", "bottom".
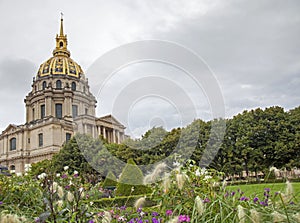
[
  {"left": 56, "top": 80, "right": 62, "bottom": 89},
  {"left": 71, "top": 82, "right": 76, "bottom": 91},
  {"left": 42, "top": 81, "right": 47, "bottom": 90}
]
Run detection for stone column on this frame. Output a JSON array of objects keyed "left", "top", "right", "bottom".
[
  {"left": 102, "top": 127, "right": 106, "bottom": 139},
  {"left": 112, "top": 129, "right": 116, "bottom": 143},
  {"left": 92, "top": 126, "right": 95, "bottom": 138},
  {"left": 45, "top": 96, "right": 52, "bottom": 117},
  {"left": 84, "top": 124, "right": 87, "bottom": 134}
]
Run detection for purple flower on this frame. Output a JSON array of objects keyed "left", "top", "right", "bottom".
[
  {"left": 73, "top": 174, "right": 79, "bottom": 178},
  {"left": 264, "top": 188, "right": 270, "bottom": 192},
  {"left": 166, "top": 210, "right": 173, "bottom": 216},
  {"left": 120, "top": 205, "right": 126, "bottom": 210},
  {"left": 260, "top": 201, "right": 268, "bottom": 206},
  {"left": 65, "top": 185, "right": 70, "bottom": 190},
  {"left": 231, "top": 191, "right": 236, "bottom": 196},
  {"left": 61, "top": 174, "right": 67, "bottom": 179},
  {"left": 152, "top": 212, "right": 159, "bottom": 217},
  {"left": 240, "top": 196, "right": 249, "bottom": 201},
  {"left": 203, "top": 198, "right": 210, "bottom": 203},
  {"left": 290, "top": 201, "right": 295, "bottom": 205},
  {"left": 0, "top": 201, "right": 3, "bottom": 205},
  {"left": 88, "top": 220, "right": 94, "bottom": 223},
  {"left": 178, "top": 215, "right": 190, "bottom": 222},
  {"left": 152, "top": 217, "right": 160, "bottom": 223},
  {"left": 253, "top": 197, "right": 259, "bottom": 203},
  {"left": 137, "top": 208, "right": 142, "bottom": 213}
]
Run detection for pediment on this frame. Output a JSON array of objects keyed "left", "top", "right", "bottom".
[
  {"left": 97, "top": 114, "right": 124, "bottom": 127},
  {"left": 2, "top": 124, "right": 18, "bottom": 134}
]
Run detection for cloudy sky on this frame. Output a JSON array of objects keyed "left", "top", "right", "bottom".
[{"left": 0, "top": 0, "right": 299, "bottom": 137}]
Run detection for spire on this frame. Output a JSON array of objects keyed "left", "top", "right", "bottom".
[
  {"left": 60, "top": 12, "right": 64, "bottom": 36},
  {"left": 53, "top": 13, "right": 70, "bottom": 57}
]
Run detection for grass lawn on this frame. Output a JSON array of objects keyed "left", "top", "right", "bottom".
[{"left": 226, "top": 182, "right": 300, "bottom": 201}]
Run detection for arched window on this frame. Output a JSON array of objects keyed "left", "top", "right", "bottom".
[
  {"left": 10, "top": 165, "right": 15, "bottom": 171},
  {"left": 59, "top": 41, "right": 64, "bottom": 48},
  {"left": 42, "top": 81, "right": 47, "bottom": 90},
  {"left": 10, "top": 138, "right": 16, "bottom": 151},
  {"left": 71, "top": 82, "right": 76, "bottom": 91},
  {"left": 56, "top": 80, "right": 62, "bottom": 89}
]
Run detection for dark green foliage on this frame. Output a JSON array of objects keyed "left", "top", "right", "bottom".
[
  {"left": 116, "top": 159, "right": 151, "bottom": 196},
  {"left": 30, "top": 159, "right": 53, "bottom": 176},
  {"left": 52, "top": 134, "right": 99, "bottom": 177},
  {"left": 108, "top": 106, "right": 300, "bottom": 179},
  {"left": 102, "top": 171, "right": 117, "bottom": 188},
  {"left": 91, "top": 194, "right": 154, "bottom": 208}
]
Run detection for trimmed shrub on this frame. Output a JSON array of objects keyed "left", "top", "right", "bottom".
[
  {"left": 102, "top": 171, "right": 118, "bottom": 189},
  {"left": 116, "top": 159, "right": 151, "bottom": 196},
  {"left": 91, "top": 194, "right": 154, "bottom": 208}
]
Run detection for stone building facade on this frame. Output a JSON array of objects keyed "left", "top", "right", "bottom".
[{"left": 0, "top": 17, "right": 125, "bottom": 173}]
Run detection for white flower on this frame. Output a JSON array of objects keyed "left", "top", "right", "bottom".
[
  {"left": 90, "top": 201, "right": 94, "bottom": 206},
  {"left": 64, "top": 166, "right": 69, "bottom": 171},
  {"left": 67, "top": 191, "right": 74, "bottom": 202},
  {"left": 102, "top": 211, "right": 112, "bottom": 223},
  {"left": 51, "top": 181, "right": 58, "bottom": 192},
  {"left": 24, "top": 163, "right": 31, "bottom": 172},
  {"left": 38, "top": 172, "right": 47, "bottom": 180},
  {"left": 79, "top": 187, "right": 84, "bottom": 193},
  {"left": 269, "top": 166, "right": 277, "bottom": 172},
  {"left": 16, "top": 172, "right": 22, "bottom": 177},
  {"left": 195, "top": 196, "right": 204, "bottom": 215},
  {"left": 173, "top": 161, "right": 181, "bottom": 167},
  {"left": 74, "top": 170, "right": 79, "bottom": 175},
  {"left": 237, "top": 205, "right": 246, "bottom": 223},
  {"left": 131, "top": 186, "right": 135, "bottom": 192},
  {"left": 204, "top": 175, "right": 212, "bottom": 181},
  {"left": 176, "top": 173, "right": 187, "bottom": 190},
  {"left": 195, "top": 169, "right": 201, "bottom": 176},
  {"left": 57, "top": 200, "right": 63, "bottom": 208},
  {"left": 56, "top": 173, "right": 61, "bottom": 177},
  {"left": 200, "top": 168, "right": 207, "bottom": 175},
  {"left": 118, "top": 216, "right": 127, "bottom": 221},
  {"left": 57, "top": 186, "right": 64, "bottom": 198}
]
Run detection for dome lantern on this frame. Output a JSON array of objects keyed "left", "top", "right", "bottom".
[
  {"left": 37, "top": 14, "right": 84, "bottom": 79},
  {"left": 52, "top": 14, "right": 70, "bottom": 57}
]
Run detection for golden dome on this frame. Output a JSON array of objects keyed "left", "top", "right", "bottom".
[
  {"left": 37, "top": 16, "right": 84, "bottom": 79},
  {"left": 37, "top": 56, "right": 83, "bottom": 78}
]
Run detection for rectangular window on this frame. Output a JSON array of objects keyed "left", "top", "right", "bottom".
[
  {"left": 38, "top": 133, "right": 43, "bottom": 147},
  {"left": 41, "top": 104, "right": 45, "bottom": 119},
  {"left": 72, "top": 105, "right": 78, "bottom": 118},
  {"left": 85, "top": 108, "right": 88, "bottom": 115},
  {"left": 66, "top": 133, "right": 71, "bottom": 142},
  {"left": 55, "top": 104, "right": 62, "bottom": 119},
  {"left": 32, "top": 108, "right": 35, "bottom": 120},
  {"left": 10, "top": 138, "right": 16, "bottom": 151}
]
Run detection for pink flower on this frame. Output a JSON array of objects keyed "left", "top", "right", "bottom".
[
  {"left": 178, "top": 215, "right": 190, "bottom": 222},
  {"left": 166, "top": 210, "right": 173, "bottom": 216}
]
